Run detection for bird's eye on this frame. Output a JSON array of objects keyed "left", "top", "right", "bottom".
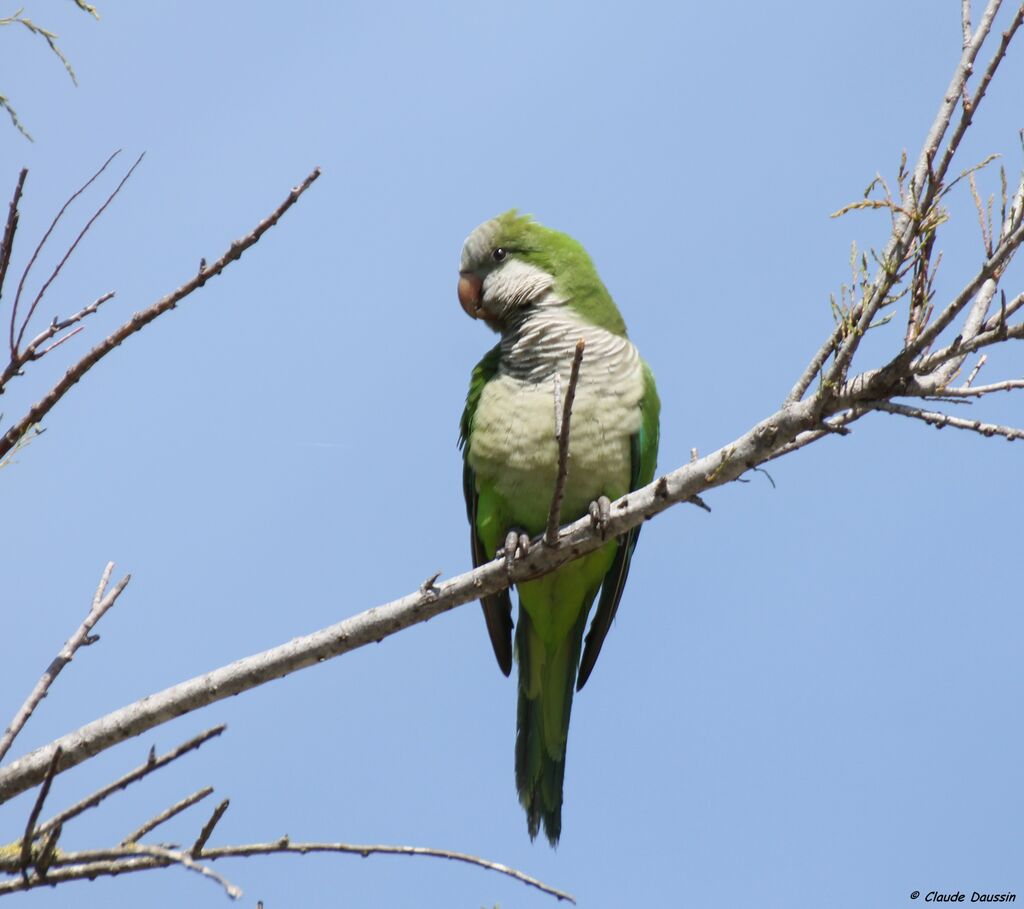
[{"left": 491, "top": 247, "right": 507, "bottom": 262}]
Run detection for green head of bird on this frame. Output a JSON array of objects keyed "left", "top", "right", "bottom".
[{"left": 458, "top": 210, "right": 627, "bottom": 337}]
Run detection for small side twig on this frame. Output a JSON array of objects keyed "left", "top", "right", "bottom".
[
  {"left": 1, "top": 291, "right": 116, "bottom": 394},
  {"left": 929, "top": 376, "right": 1024, "bottom": 397},
  {"left": 964, "top": 353, "right": 988, "bottom": 386},
  {"left": 0, "top": 563, "right": 130, "bottom": 762},
  {"left": 8, "top": 150, "right": 122, "bottom": 355},
  {"left": 19, "top": 746, "right": 62, "bottom": 882},
  {"left": 545, "top": 338, "right": 585, "bottom": 546},
  {"left": 872, "top": 399, "right": 1024, "bottom": 440},
  {"left": 34, "top": 726, "right": 226, "bottom": 839},
  {"left": 191, "top": 798, "right": 230, "bottom": 857},
  {"left": 0, "top": 169, "right": 27, "bottom": 302},
  {"left": 122, "top": 786, "right": 214, "bottom": 845},
  {"left": 131, "top": 843, "right": 242, "bottom": 900}
]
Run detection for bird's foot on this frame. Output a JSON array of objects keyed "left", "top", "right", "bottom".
[
  {"left": 588, "top": 496, "right": 611, "bottom": 540},
  {"left": 500, "top": 530, "right": 531, "bottom": 576}
]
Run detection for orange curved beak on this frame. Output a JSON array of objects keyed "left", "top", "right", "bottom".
[{"left": 458, "top": 271, "right": 485, "bottom": 320}]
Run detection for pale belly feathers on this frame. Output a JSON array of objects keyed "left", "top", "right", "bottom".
[{"left": 469, "top": 357, "right": 645, "bottom": 532}]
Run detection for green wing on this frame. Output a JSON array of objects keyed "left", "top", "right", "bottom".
[
  {"left": 459, "top": 344, "right": 513, "bottom": 676},
  {"left": 576, "top": 362, "right": 660, "bottom": 691}
]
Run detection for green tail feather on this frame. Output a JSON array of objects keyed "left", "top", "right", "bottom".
[{"left": 514, "top": 603, "right": 592, "bottom": 846}]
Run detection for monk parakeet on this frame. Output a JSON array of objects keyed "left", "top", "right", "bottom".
[{"left": 457, "top": 211, "right": 660, "bottom": 845}]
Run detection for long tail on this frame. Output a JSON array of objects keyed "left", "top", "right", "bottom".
[{"left": 514, "top": 604, "right": 591, "bottom": 846}]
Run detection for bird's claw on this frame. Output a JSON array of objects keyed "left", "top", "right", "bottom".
[
  {"left": 517, "top": 533, "right": 530, "bottom": 557},
  {"left": 500, "top": 531, "right": 532, "bottom": 575},
  {"left": 588, "top": 496, "right": 611, "bottom": 539}
]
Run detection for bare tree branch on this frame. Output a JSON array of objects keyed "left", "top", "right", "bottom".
[
  {"left": 0, "top": 393, "right": 853, "bottom": 803},
  {"left": 131, "top": 844, "right": 242, "bottom": 900},
  {"left": 0, "top": 170, "right": 26, "bottom": 306},
  {"left": 785, "top": 2, "right": 1014, "bottom": 406},
  {"left": 0, "top": 166, "right": 321, "bottom": 461},
  {"left": 0, "top": 839, "right": 576, "bottom": 903},
  {"left": 928, "top": 378, "right": 1024, "bottom": 397},
  {"left": 18, "top": 747, "right": 61, "bottom": 882},
  {"left": 3, "top": 7, "right": 1024, "bottom": 904},
  {"left": 190, "top": 798, "right": 229, "bottom": 858},
  {"left": 0, "top": 563, "right": 130, "bottom": 762},
  {"left": 32, "top": 726, "right": 226, "bottom": 839},
  {"left": 870, "top": 399, "right": 1024, "bottom": 440},
  {"left": 7, "top": 150, "right": 125, "bottom": 355},
  {"left": 122, "top": 787, "right": 214, "bottom": 845}
]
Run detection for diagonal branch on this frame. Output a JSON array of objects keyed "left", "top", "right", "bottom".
[
  {"left": 14, "top": 153, "right": 140, "bottom": 354},
  {"left": 32, "top": 725, "right": 226, "bottom": 838},
  {"left": 190, "top": 798, "right": 229, "bottom": 857},
  {"left": 19, "top": 747, "right": 61, "bottom": 882},
  {"left": 7, "top": 151, "right": 122, "bottom": 354},
  {"left": 121, "top": 787, "right": 214, "bottom": 845},
  {"left": 0, "top": 166, "right": 321, "bottom": 461},
  {"left": 0, "top": 395, "right": 830, "bottom": 805},
  {"left": 1, "top": 291, "right": 116, "bottom": 395},
  {"left": 785, "top": 2, "right": 1010, "bottom": 406},
  {"left": 0, "top": 169, "right": 27, "bottom": 305},
  {"left": 0, "top": 563, "right": 130, "bottom": 762},
  {"left": 869, "top": 399, "right": 1024, "bottom": 440}
]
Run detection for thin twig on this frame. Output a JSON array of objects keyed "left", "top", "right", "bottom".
[
  {"left": 786, "top": 2, "right": 1005, "bottom": 405},
  {"left": 201, "top": 840, "right": 576, "bottom": 903},
  {"left": 984, "top": 290, "right": 1024, "bottom": 330},
  {"left": 0, "top": 169, "right": 27, "bottom": 304},
  {"left": 931, "top": 377, "right": 1024, "bottom": 396},
  {"left": 16, "top": 154, "right": 143, "bottom": 353},
  {"left": 0, "top": 167, "right": 321, "bottom": 461},
  {"left": 964, "top": 353, "right": 988, "bottom": 385},
  {"left": 8, "top": 151, "right": 121, "bottom": 355},
  {"left": 0, "top": 840, "right": 574, "bottom": 903},
  {"left": 904, "top": 215, "right": 1024, "bottom": 367},
  {"left": 913, "top": 316, "right": 1024, "bottom": 374},
  {"left": 545, "top": 338, "right": 585, "bottom": 546},
  {"left": 932, "top": 1, "right": 1013, "bottom": 191},
  {"left": 871, "top": 399, "right": 1024, "bottom": 440},
  {"left": 0, "top": 291, "right": 116, "bottom": 394},
  {"left": 122, "top": 787, "right": 214, "bottom": 845},
  {"left": 19, "top": 746, "right": 62, "bottom": 882},
  {"left": 191, "top": 798, "right": 229, "bottom": 857},
  {"left": 0, "top": 564, "right": 130, "bottom": 762},
  {"left": 132, "top": 843, "right": 243, "bottom": 900},
  {"left": 33, "top": 726, "right": 226, "bottom": 838}
]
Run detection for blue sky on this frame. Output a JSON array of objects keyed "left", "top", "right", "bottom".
[{"left": 2, "top": 2, "right": 1022, "bottom": 906}]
